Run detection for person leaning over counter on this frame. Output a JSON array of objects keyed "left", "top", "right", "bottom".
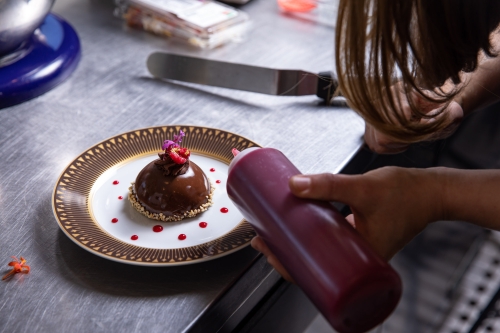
[{"left": 251, "top": 0, "right": 500, "bottom": 282}]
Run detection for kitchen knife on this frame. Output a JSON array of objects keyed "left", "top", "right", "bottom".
[{"left": 147, "top": 52, "right": 339, "bottom": 102}]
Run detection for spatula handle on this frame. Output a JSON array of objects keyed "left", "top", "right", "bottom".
[{"left": 316, "top": 71, "right": 339, "bottom": 102}]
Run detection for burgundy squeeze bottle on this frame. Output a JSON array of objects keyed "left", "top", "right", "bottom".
[{"left": 226, "top": 147, "right": 402, "bottom": 333}]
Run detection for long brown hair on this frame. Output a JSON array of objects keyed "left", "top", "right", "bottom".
[{"left": 335, "top": 0, "right": 500, "bottom": 142}]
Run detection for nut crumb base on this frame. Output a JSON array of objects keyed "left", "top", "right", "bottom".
[{"left": 128, "top": 182, "right": 214, "bottom": 222}]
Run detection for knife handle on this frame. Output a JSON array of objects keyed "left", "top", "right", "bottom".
[{"left": 316, "top": 71, "right": 339, "bottom": 102}]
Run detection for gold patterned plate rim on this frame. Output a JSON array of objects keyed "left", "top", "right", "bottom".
[{"left": 52, "top": 125, "right": 260, "bottom": 266}]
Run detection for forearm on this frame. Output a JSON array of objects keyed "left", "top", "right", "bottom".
[{"left": 430, "top": 167, "right": 500, "bottom": 230}]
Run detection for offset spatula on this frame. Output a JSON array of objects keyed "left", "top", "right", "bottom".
[{"left": 147, "top": 52, "right": 339, "bottom": 102}]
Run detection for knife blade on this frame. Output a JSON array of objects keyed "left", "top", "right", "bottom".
[{"left": 146, "top": 52, "right": 339, "bottom": 102}]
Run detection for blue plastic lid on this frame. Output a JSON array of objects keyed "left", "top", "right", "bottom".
[{"left": 0, "top": 13, "right": 81, "bottom": 109}]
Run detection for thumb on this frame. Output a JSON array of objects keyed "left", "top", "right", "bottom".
[{"left": 289, "top": 173, "right": 360, "bottom": 205}]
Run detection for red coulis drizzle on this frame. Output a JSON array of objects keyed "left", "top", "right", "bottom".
[
  {"left": 199, "top": 222, "right": 208, "bottom": 228},
  {"left": 178, "top": 234, "right": 187, "bottom": 240},
  {"left": 111, "top": 218, "right": 118, "bottom": 223},
  {"left": 220, "top": 207, "right": 229, "bottom": 213},
  {"left": 113, "top": 180, "right": 119, "bottom": 185},
  {"left": 131, "top": 235, "right": 138, "bottom": 240},
  {"left": 118, "top": 196, "right": 123, "bottom": 200},
  {"left": 210, "top": 168, "right": 215, "bottom": 172},
  {"left": 153, "top": 225, "right": 163, "bottom": 232},
  {"left": 215, "top": 180, "right": 221, "bottom": 184}
]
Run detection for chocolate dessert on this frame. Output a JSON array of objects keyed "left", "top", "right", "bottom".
[{"left": 128, "top": 130, "right": 214, "bottom": 222}]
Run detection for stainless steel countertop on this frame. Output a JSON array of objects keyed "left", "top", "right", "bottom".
[{"left": 0, "top": 0, "right": 364, "bottom": 332}]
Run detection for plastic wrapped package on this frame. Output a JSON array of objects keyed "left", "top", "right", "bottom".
[{"left": 115, "top": 0, "right": 250, "bottom": 49}]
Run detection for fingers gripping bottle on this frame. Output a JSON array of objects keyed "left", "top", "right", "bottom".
[{"left": 226, "top": 147, "right": 402, "bottom": 333}]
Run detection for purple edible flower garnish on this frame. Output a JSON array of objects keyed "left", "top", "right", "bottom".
[
  {"left": 162, "top": 140, "right": 178, "bottom": 151},
  {"left": 173, "top": 130, "right": 185, "bottom": 143},
  {"left": 160, "top": 130, "right": 191, "bottom": 164},
  {"left": 161, "top": 130, "right": 186, "bottom": 152}
]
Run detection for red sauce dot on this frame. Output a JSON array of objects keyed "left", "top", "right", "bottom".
[
  {"left": 220, "top": 207, "right": 229, "bottom": 213},
  {"left": 112, "top": 180, "right": 119, "bottom": 185},
  {"left": 131, "top": 235, "right": 138, "bottom": 240},
  {"left": 215, "top": 180, "right": 221, "bottom": 184},
  {"left": 199, "top": 222, "right": 208, "bottom": 228},
  {"left": 111, "top": 218, "right": 118, "bottom": 223},
  {"left": 118, "top": 196, "right": 123, "bottom": 200},
  {"left": 210, "top": 168, "right": 216, "bottom": 172},
  {"left": 178, "top": 234, "right": 187, "bottom": 240},
  {"left": 153, "top": 225, "right": 163, "bottom": 232}
]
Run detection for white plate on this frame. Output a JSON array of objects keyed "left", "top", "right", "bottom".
[{"left": 52, "top": 125, "right": 260, "bottom": 266}]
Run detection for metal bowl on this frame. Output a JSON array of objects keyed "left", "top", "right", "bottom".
[{"left": 0, "top": 0, "right": 55, "bottom": 55}]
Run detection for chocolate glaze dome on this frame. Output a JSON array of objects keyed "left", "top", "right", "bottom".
[{"left": 128, "top": 133, "right": 214, "bottom": 222}]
